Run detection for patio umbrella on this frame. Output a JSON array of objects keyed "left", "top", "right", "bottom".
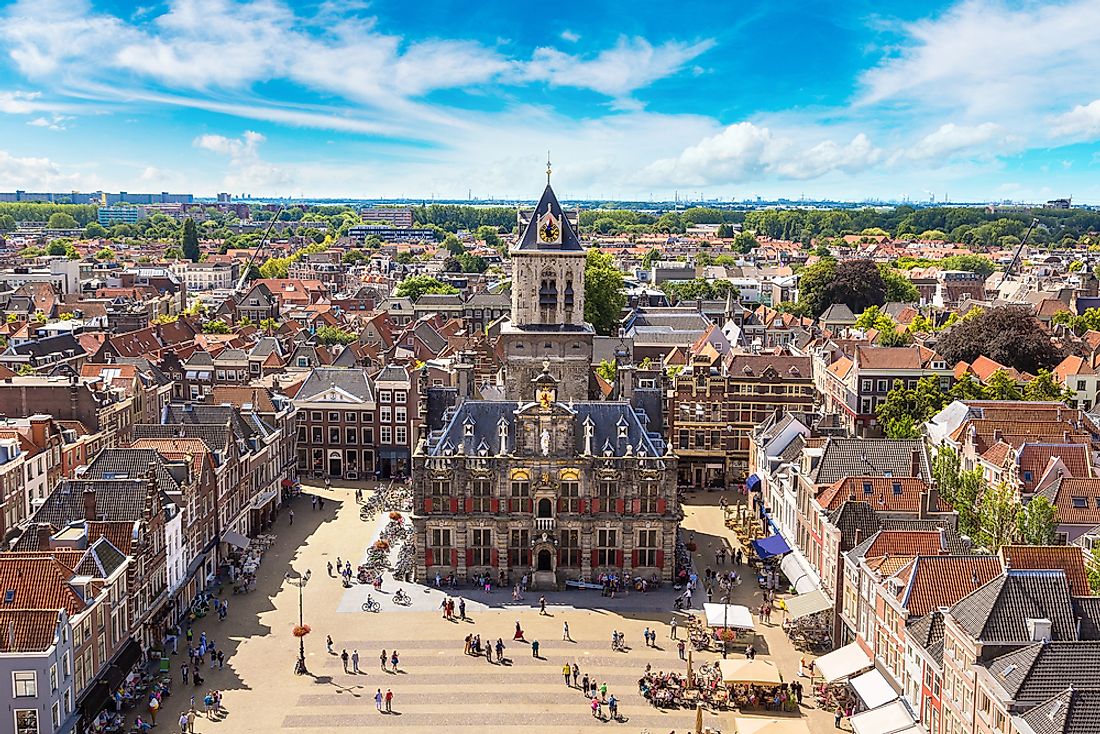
[
  {"left": 695, "top": 703, "right": 704, "bottom": 734},
  {"left": 687, "top": 649, "right": 694, "bottom": 688}
]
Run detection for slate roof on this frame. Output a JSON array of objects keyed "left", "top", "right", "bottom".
[
  {"left": 987, "top": 642, "right": 1100, "bottom": 710},
  {"left": 33, "top": 479, "right": 150, "bottom": 526},
  {"left": 165, "top": 404, "right": 256, "bottom": 440},
  {"left": 950, "top": 570, "right": 1079, "bottom": 643},
  {"left": 430, "top": 400, "right": 662, "bottom": 458},
  {"left": 132, "top": 423, "right": 231, "bottom": 454},
  {"left": 907, "top": 609, "right": 946, "bottom": 666},
  {"left": 514, "top": 183, "right": 584, "bottom": 252},
  {"left": 294, "top": 366, "right": 374, "bottom": 402},
  {"left": 1019, "top": 688, "right": 1100, "bottom": 734},
  {"left": 4, "top": 332, "right": 85, "bottom": 359},
  {"left": 74, "top": 537, "right": 127, "bottom": 578},
  {"left": 811, "top": 438, "right": 931, "bottom": 484},
  {"left": 84, "top": 448, "right": 186, "bottom": 491}
]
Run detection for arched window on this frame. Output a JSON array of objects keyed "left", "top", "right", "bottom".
[
  {"left": 539, "top": 269, "right": 558, "bottom": 308},
  {"left": 564, "top": 279, "right": 574, "bottom": 309}
]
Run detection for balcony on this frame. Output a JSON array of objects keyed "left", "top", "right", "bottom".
[{"left": 534, "top": 517, "right": 555, "bottom": 532}]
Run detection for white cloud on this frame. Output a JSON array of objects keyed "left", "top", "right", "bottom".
[
  {"left": 860, "top": 0, "right": 1100, "bottom": 119},
  {"left": 524, "top": 36, "right": 715, "bottom": 98},
  {"left": 26, "top": 113, "right": 71, "bottom": 130},
  {"left": 643, "top": 122, "right": 882, "bottom": 186},
  {"left": 560, "top": 30, "right": 580, "bottom": 43},
  {"left": 0, "top": 90, "right": 42, "bottom": 114},
  {"left": 1050, "top": 100, "right": 1100, "bottom": 140},
  {"left": 0, "top": 149, "right": 82, "bottom": 188},
  {"left": 193, "top": 130, "right": 292, "bottom": 193},
  {"left": 906, "top": 122, "right": 1004, "bottom": 160}
]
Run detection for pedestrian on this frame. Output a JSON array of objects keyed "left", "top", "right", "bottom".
[
  {"left": 562, "top": 663, "right": 571, "bottom": 686},
  {"left": 327, "top": 635, "right": 334, "bottom": 654},
  {"left": 289, "top": 509, "right": 294, "bottom": 525},
  {"left": 385, "top": 688, "right": 393, "bottom": 713},
  {"left": 678, "top": 639, "right": 686, "bottom": 659},
  {"left": 390, "top": 650, "right": 399, "bottom": 672},
  {"left": 186, "top": 709, "right": 196, "bottom": 734},
  {"left": 572, "top": 663, "right": 580, "bottom": 687},
  {"left": 514, "top": 621, "right": 524, "bottom": 641},
  {"left": 182, "top": 663, "right": 189, "bottom": 685},
  {"left": 375, "top": 689, "right": 383, "bottom": 713},
  {"left": 799, "top": 656, "right": 806, "bottom": 678},
  {"left": 532, "top": 640, "right": 539, "bottom": 658},
  {"left": 186, "top": 627, "right": 193, "bottom": 644},
  {"left": 609, "top": 693, "right": 619, "bottom": 721},
  {"left": 459, "top": 598, "right": 466, "bottom": 620},
  {"left": 496, "top": 638, "right": 505, "bottom": 662},
  {"left": 351, "top": 649, "right": 360, "bottom": 673},
  {"left": 380, "top": 649, "right": 387, "bottom": 671},
  {"left": 179, "top": 712, "right": 188, "bottom": 734},
  {"left": 599, "top": 681, "right": 608, "bottom": 701},
  {"left": 485, "top": 643, "right": 493, "bottom": 663},
  {"left": 591, "top": 697, "right": 601, "bottom": 719},
  {"left": 217, "top": 650, "right": 224, "bottom": 670},
  {"left": 539, "top": 595, "right": 547, "bottom": 615},
  {"left": 311, "top": 495, "right": 317, "bottom": 510},
  {"left": 643, "top": 626, "right": 651, "bottom": 647},
  {"left": 670, "top": 617, "right": 678, "bottom": 639},
  {"left": 327, "top": 561, "right": 333, "bottom": 576},
  {"left": 582, "top": 674, "right": 590, "bottom": 697},
  {"left": 341, "top": 649, "right": 349, "bottom": 672},
  {"left": 148, "top": 695, "right": 160, "bottom": 726},
  {"left": 463, "top": 634, "right": 472, "bottom": 655},
  {"left": 835, "top": 706, "right": 843, "bottom": 729},
  {"left": 562, "top": 621, "right": 570, "bottom": 641}
]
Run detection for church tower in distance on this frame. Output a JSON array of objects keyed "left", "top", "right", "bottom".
[{"left": 500, "top": 167, "right": 594, "bottom": 402}]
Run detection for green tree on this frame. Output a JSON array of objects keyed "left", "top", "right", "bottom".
[
  {"left": 881, "top": 265, "right": 920, "bottom": 303},
  {"left": 985, "top": 370, "right": 1023, "bottom": 400},
  {"left": 584, "top": 248, "right": 626, "bottom": 336},
  {"left": 258, "top": 257, "right": 290, "bottom": 279},
  {"left": 977, "top": 481, "right": 1020, "bottom": 552},
  {"left": 46, "top": 241, "right": 69, "bottom": 256},
  {"left": 83, "top": 222, "right": 107, "bottom": 239},
  {"left": 1088, "top": 545, "right": 1100, "bottom": 594},
  {"left": 95, "top": 247, "right": 115, "bottom": 261},
  {"left": 455, "top": 253, "right": 488, "bottom": 273},
  {"left": 1069, "top": 260, "right": 1084, "bottom": 272},
  {"left": 716, "top": 223, "right": 735, "bottom": 238},
  {"left": 595, "top": 359, "right": 617, "bottom": 383},
  {"left": 732, "top": 231, "right": 758, "bottom": 254},
  {"left": 855, "top": 305, "right": 896, "bottom": 331},
  {"left": 641, "top": 248, "right": 661, "bottom": 269},
  {"left": 442, "top": 234, "right": 464, "bottom": 255},
  {"left": 1023, "top": 369, "right": 1074, "bottom": 403},
  {"left": 476, "top": 226, "right": 501, "bottom": 249},
  {"left": 182, "top": 218, "right": 201, "bottom": 262},
  {"left": 0, "top": 214, "right": 16, "bottom": 232},
  {"left": 315, "top": 325, "right": 358, "bottom": 346},
  {"left": 395, "top": 276, "right": 460, "bottom": 301},
  {"left": 259, "top": 317, "right": 279, "bottom": 334},
  {"left": 47, "top": 212, "right": 78, "bottom": 229},
  {"left": 201, "top": 319, "right": 231, "bottom": 334},
  {"left": 875, "top": 377, "right": 950, "bottom": 438},
  {"left": 1016, "top": 495, "right": 1056, "bottom": 546},
  {"left": 939, "top": 254, "right": 995, "bottom": 277}
]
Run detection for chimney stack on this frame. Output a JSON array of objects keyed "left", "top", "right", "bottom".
[
  {"left": 82, "top": 489, "right": 96, "bottom": 521},
  {"left": 910, "top": 448, "right": 922, "bottom": 479},
  {"left": 36, "top": 524, "right": 52, "bottom": 550}
]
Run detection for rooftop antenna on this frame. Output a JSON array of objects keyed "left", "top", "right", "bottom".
[{"left": 546, "top": 151, "right": 552, "bottom": 185}]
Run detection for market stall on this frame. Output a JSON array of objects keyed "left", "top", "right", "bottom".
[{"left": 703, "top": 603, "right": 757, "bottom": 647}]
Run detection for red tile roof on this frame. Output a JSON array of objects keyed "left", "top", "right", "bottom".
[
  {"left": 863, "top": 530, "right": 946, "bottom": 559},
  {"left": 1038, "top": 478, "right": 1100, "bottom": 526},
  {"left": 1000, "top": 545, "right": 1091, "bottom": 596},
  {"left": 893, "top": 555, "right": 1002, "bottom": 617},
  {"left": 0, "top": 610, "right": 62, "bottom": 652},
  {"left": 816, "top": 476, "right": 942, "bottom": 513},
  {"left": 0, "top": 557, "right": 87, "bottom": 615}
]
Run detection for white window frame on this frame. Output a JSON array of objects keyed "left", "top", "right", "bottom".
[
  {"left": 12, "top": 671, "right": 36, "bottom": 698},
  {"left": 13, "top": 709, "right": 37, "bottom": 734}
]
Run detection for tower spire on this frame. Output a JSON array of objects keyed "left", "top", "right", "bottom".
[{"left": 546, "top": 151, "right": 552, "bottom": 185}]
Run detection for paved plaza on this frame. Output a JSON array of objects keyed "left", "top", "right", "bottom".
[{"left": 147, "top": 484, "right": 836, "bottom": 733}]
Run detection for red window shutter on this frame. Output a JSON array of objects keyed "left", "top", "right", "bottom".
[
  {"left": 591, "top": 550, "right": 599, "bottom": 568},
  {"left": 615, "top": 499, "right": 625, "bottom": 514},
  {"left": 423, "top": 497, "right": 433, "bottom": 514},
  {"left": 632, "top": 499, "right": 641, "bottom": 514},
  {"left": 578, "top": 499, "right": 586, "bottom": 514},
  {"left": 466, "top": 549, "right": 473, "bottom": 567},
  {"left": 450, "top": 549, "right": 458, "bottom": 567},
  {"left": 425, "top": 548, "right": 434, "bottom": 567},
  {"left": 491, "top": 548, "right": 499, "bottom": 567},
  {"left": 450, "top": 497, "right": 459, "bottom": 514},
  {"left": 507, "top": 498, "right": 515, "bottom": 513},
  {"left": 490, "top": 499, "right": 499, "bottom": 513},
  {"left": 465, "top": 497, "right": 474, "bottom": 514},
  {"left": 592, "top": 499, "right": 601, "bottom": 513},
  {"left": 631, "top": 550, "right": 638, "bottom": 568},
  {"left": 657, "top": 498, "right": 667, "bottom": 515},
  {"left": 656, "top": 550, "right": 665, "bottom": 568},
  {"left": 615, "top": 550, "right": 624, "bottom": 568}
]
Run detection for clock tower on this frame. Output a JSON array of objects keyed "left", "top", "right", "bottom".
[{"left": 500, "top": 168, "right": 594, "bottom": 402}]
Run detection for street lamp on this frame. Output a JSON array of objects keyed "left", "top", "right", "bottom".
[{"left": 287, "top": 569, "right": 312, "bottom": 675}]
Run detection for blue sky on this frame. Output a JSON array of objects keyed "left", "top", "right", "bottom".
[{"left": 2, "top": 0, "right": 1100, "bottom": 202}]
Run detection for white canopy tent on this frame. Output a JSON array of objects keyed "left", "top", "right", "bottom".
[
  {"left": 848, "top": 700, "right": 918, "bottom": 734},
  {"left": 783, "top": 589, "right": 832, "bottom": 620},
  {"left": 703, "top": 603, "right": 756, "bottom": 630},
  {"left": 850, "top": 669, "right": 900, "bottom": 710},
  {"left": 815, "top": 642, "right": 873, "bottom": 683},
  {"left": 718, "top": 659, "right": 784, "bottom": 686}
]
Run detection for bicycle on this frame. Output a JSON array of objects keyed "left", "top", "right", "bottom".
[
  {"left": 393, "top": 590, "right": 411, "bottom": 606},
  {"left": 361, "top": 596, "right": 380, "bottom": 612}
]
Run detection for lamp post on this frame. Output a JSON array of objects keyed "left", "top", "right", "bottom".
[{"left": 287, "top": 569, "right": 312, "bottom": 675}]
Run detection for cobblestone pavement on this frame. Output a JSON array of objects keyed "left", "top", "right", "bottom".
[{"left": 144, "top": 483, "right": 835, "bottom": 734}]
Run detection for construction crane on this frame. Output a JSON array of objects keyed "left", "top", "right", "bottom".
[
  {"left": 997, "top": 217, "right": 1040, "bottom": 288},
  {"left": 234, "top": 205, "right": 285, "bottom": 293}
]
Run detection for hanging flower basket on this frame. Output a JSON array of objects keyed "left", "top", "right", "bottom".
[
  {"left": 292, "top": 624, "right": 311, "bottom": 638},
  {"left": 717, "top": 628, "right": 738, "bottom": 643},
  {"left": 373, "top": 539, "right": 391, "bottom": 551},
  {"left": 389, "top": 512, "right": 403, "bottom": 522},
  {"left": 686, "top": 541, "right": 698, "bottom": 552}
]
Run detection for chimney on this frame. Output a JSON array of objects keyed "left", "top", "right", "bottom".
[
  {"left": 82, "top": 489, "right": 96, "bottom": 520},
  {"left": 36, "top": 524, "right": 52, "bottom": 550},
  {"left": 918, "top": 490, "right": 929, "bottom": 520},
  {"left": 910, "top": 448, "right": 922, "bottom": 479},
  {"left": 854, "top": 528, "right": 862, "bottom": 548},
  {"left": 28, "top": 415, "right": 49, "bottom": 450},
  {"left": 993, "top": 429, "right": 1003, "bottom": 442}
]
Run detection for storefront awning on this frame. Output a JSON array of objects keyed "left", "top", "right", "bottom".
[
  {"left": 816, "top": 641, "right": 873, "bottom": 683},
  {"left": 719, "top": 658, "right": 783, "bottom": 686},
  {"left": 850, "top": 669, "right": 900, "bottom": 710},
  {"left": 746, "top": 473, "right": 761, "bottom": 492},
  {"left": 78, "top": 638, "right": 142, "bottom": 718},
  {"left": 222, "top": 530, "right": 250, "bottom": 549},
  {"left": 732, "top": 717, "right": 813, "bottom": 734},
  {"left": 780, "top": 550, "right": 820, "bottom": 594},
  {"left": 703, "top": 603, "right": 756, "bottom": 630},
  {"left": 848, "top": 700, "right": 917, "bottom": 734},
  {"left": 751, "top": 533, "right": 792, "bottom": 560},
  {"left": 783, "top": 589, "right": 833, "bottom": 620}
]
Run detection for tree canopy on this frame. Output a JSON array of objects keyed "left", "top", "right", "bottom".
[
  {"left": 395, "top": 276, "right": 460, "bottom": 301},
  {"left": 935, "top": 306, "right": 1064, "bottom": 374},
  {"left": 660, "top": 278, "right": 737, "bottom": 304},
  {"left": 315, "top": 325, "right": 358, "bottom": 346},
  {"left": 182, "top": 218, "right": 201, "bottom": 262},
  {"left": 795, "top": 258, "right": 916, "bottom": 316},
  {"left": 584, "top": 248, "right": 626, "bottom": 336},
  {"left": 46, "top": 212, "right": 79, "bottom": 229}
]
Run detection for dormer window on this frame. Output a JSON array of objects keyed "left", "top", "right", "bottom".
[{"left": 863, "top": 482, "right": 873, "bottom": 495}]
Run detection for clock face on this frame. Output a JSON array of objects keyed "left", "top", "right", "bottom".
[{"left": 540, "top": 219, "right": 560, "bottom": 242}]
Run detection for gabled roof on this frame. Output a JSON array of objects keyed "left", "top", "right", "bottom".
[
  {"left": 1001, "top": 545, "right": 1091, "bottom": 596},
  {"left": 812, "top": 438, "right": 930, "bottom": 484},
  {"left": 1038, "top": 478, "right": 1100, "bottom": 526},
  {"left": 0, "top": 557, "right": 88, "bottom": 615},
  {"left": 816, "top": 476, "right": 939, "bottom": 513},
  {"left": 0, "top": 610, "right": 63, "bottom": 653},
  {"left": 1018, "top": 687, "right": 1100, "bottom": 734},
  {"left": 892, "top": 555, "right": 1002, "bottom": 617},
  {"left": 949, "top": 569, "right": 1078, "bottom": 643},
  {"left": 294, "top": 367, "right": 374, "bottom": 403},
  {"left": 987, "top": 642, "right": 1100, "bottom": 710},
  {"left": 514, "top": 183, "right": 584, "bottom": 252}
]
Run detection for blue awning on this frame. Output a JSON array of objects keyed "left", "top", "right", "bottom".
[
  {"left": 746, "top": 473, "right": 761, "bottom": 492},
  {"left": 752, "top": 533, "right": 792, "bottom": 560}
]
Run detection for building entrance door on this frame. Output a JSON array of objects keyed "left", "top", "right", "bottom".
[
  {"left": 328, "top": 451, "right": 342, "bottom": 477},
  {"left": 537, "top": 549, "right": 553, "bottom": 572}
]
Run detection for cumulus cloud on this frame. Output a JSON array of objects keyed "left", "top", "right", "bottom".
[
  {"left": 560, "top": 30, "right": 580, "bottom": 43},
  {"left": 906, "top": 122, "right": 1005, "bottom": 160},
  {"left": 193, "top": 130, "right": 292, "bottom": 193},
  {"left": 0, "top": 90, "right": 43, "bottom": 114},
  {"left": 27, "top": 113, "right": 71, "bottom": 130},
  {"left": 1050, "top": 100, "right": 1100, "bottom": 140},
  {"left": 0, "top": 149, "right": 82, "bottom": 188},
  {"left": 643, "top": 122, "right": 882, "bottom": 186}
]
